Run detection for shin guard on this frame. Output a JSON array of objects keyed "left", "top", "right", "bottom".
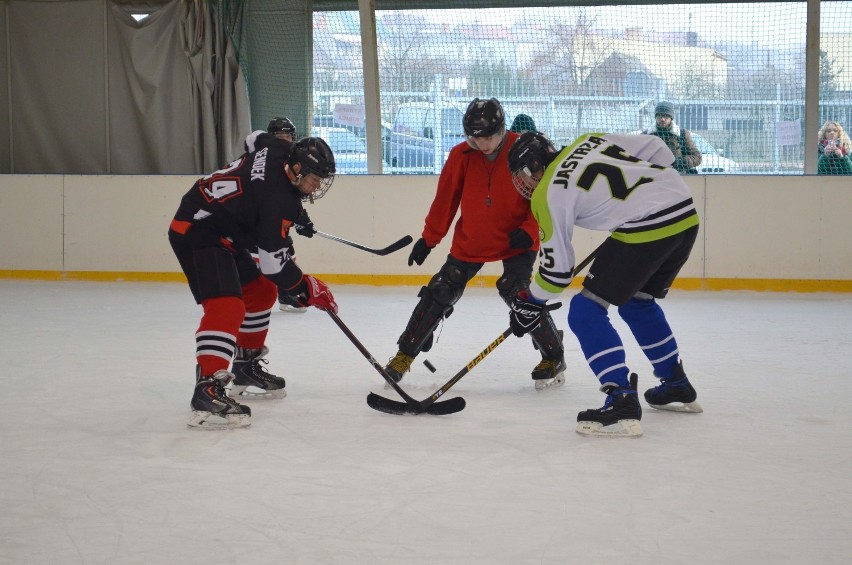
[
  {"left": 567, "top": 293, "right": 629, "bottom": 388},
  {"left": 618, "top": 297, "right": 679, "bottom": 379}
]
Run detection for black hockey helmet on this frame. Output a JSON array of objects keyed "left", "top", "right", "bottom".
[
  {"left": 268, "top": 117, "right": 296, "bottom": 137},
  {"left": 287, "top": 137, "right": 336, "bottom": 200},
  {"left": 507, "top": 131, "right": 558, "bottom": 199},
  {"left": 463, "top": 97, "right": 505, "bottom": 138}
]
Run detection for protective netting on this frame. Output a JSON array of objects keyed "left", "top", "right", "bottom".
[{"left": 229, "top": 2, "right": 852, "bottom": 175}]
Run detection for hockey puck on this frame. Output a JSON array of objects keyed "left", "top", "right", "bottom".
[{"left": 423, "top": 359, "right": 437, "bottom": 373}]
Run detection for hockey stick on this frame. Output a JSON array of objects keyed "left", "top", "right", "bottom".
[
  {"left": 367, "top": 242, "right": 604, "bottom": 416},
  {"left": 324, "top": 308, "right": 465, "bottom": 416},
  {"left": 296, "top": 225, "right": 413, "bottom": 256},
  {"left": 368, "top": 302, "right": 562, "bottom": 416},
  {"left": 368, "top": 326, "right": 513, "bottom": 415}
]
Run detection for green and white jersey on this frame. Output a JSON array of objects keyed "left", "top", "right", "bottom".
[{"left": 530, "top": 133, "right": 699, "bottom": 300}]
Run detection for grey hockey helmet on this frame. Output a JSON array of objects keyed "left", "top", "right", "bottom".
[
  {"left": 507, "top": 131, "right": 558, "bottom": 199},
  {"left": 463, "top": 97, "right": 505, "bottom": 138},
  {"left": 287, "top": 137, "right": 336, "bottom": 200}
]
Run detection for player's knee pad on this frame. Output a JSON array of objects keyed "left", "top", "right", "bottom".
[
  {"left": 199, "top": 295, "right": 246, "bottom": 335},
  {"left": 496, "top": 273, "right": 530, "bottom": 306},
  {"left": 567, "top": 292, "right": 609, "bottom": 336},
  {"left": 617, "top": 295, "right": 660, "bottom": 326},
  {"left": 241, "top": 275, "right": 278, "bottom": 312},
  {"left": 427, "top": 263, "right": 466, "bottom": 307}
]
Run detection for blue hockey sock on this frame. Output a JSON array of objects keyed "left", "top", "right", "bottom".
[
  {"left": 618, "top": 297, "right": 679, "bottom": 379},
  {"left": 567, "top": 293, "right": 630, "bottom": 388}
]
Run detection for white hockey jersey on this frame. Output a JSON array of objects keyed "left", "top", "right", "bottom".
[{"left": 530, "top": 133, "right": 699, "bottom": 300}]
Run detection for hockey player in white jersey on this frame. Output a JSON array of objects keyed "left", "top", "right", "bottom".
[{"left": 506, "top": 131, "right": 703, "bottom": 437}]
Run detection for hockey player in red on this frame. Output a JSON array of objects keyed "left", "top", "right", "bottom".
[
  {"left": 169, "top": 136, "right": 338, "bottom": 429},
  {"left": 384, "top": 98, "right": 566, "bottom": 389}
]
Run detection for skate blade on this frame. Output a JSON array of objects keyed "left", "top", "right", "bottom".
[
  {"left": 576, "top": 419, "right": 643, "bottom": 437},
  {"left": 534, "top": 372, "right": 566, "bottom": 391},
  {"left": 648, "top": 400, "right": 703, "bottom": 413},
  {"left": 229, "top": 384, "right": 287, "bottom": 400},
  {"left": 187, "top": 411, "right": 251, "bottom": 430}
]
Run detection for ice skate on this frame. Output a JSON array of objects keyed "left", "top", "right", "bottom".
[
  {"left": 576, "top": 374, "right": 643, "bottom": 437},
  {"left": 644, "top": 362, "right": 702, "bottom": 413},
  {"left": 278, "top": 294, "right": 307, "bottom": 313},
  {"left": 385, "top": 350, "right": 415, "bottom": 384},
  {"left": 188, "top": 368, "right": 251, "bottom": 430},
  {"left": 532, "top": 356, "right": 566, "bottom": 390},
  {"left": 230, "top": 346, "right": 287, "bottom": 399}
]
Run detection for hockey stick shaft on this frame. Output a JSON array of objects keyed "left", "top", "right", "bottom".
[
  {"left": 296, "top": 225, "right": 413, "bottom": 256},
  {"left": 573, "top": 240, "right": 604, "bottom": 279},
  {"left": 325, "top": 309, "right": 464, "bottom": 415}
]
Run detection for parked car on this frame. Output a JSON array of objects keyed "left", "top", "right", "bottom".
[
  {"left": 383, "top": 102, "right": 467, "bottom": 174},
  {"left": 689, "top": 133, "right": 740, "bottom": 174},
  {"left": 311, "top": 126, "right": 388, "bottom": 174},
  {"left": 627, "top": 131, "right": 740, "bottom": 174}
]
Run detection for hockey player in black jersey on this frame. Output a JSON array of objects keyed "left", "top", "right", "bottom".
[
  {"left": 169, "top": 136, "right": 338, "bottom": 429},
  {"left": 244, "top": 117, "right": 315, "bottom": 313}
]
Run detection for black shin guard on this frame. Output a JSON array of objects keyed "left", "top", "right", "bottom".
[
  {"left": 397, "top": 286, "right": 453, "bottom": 356},
  {"left": 529, "top": 310, "right": 564, "bottom": 360},
  {"left": 397, "top": 265, "right": 465, "bottom": 356}
]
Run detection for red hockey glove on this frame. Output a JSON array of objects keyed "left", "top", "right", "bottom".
[{"left": 301, "top": 275, "right": 338, "bottom": 313}]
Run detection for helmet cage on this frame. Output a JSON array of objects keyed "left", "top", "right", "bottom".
[
  {"left": 507, "top": 131, "right": 558, "bottom": 200},
  {"left": 288, "top": 137, "right": 336, "bottom": 201}
]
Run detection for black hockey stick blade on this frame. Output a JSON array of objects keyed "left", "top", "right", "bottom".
[
  {"left": 324, "top": 309, "right": 464, "bottom": 415},
  {"left": 373, "top": 234, "right": 414, "bottom": 256},
  {"left": 367, "top": 392, "right": 466, "bottom": 415},
  {"left": 367, "top": 301, "right": 565, "bottom": 416}
]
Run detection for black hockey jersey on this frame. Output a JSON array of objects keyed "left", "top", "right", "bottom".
[{"left": 171, "top": 139, "right": 305, "bottom": 291}]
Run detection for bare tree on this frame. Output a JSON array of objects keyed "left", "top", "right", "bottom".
[{"left": 524, "top": 13, "right": 612, "bottom": 96}]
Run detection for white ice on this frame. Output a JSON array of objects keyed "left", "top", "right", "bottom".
[{"left": 2, "top": 280, "right": 851, "bottom": 564}]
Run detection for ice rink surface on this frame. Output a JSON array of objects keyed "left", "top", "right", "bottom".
[{"left": 2, "top": 280, "right": 851, "bottom": 564}]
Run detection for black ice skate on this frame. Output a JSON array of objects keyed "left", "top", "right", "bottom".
[
  {"left": 576, "top": 374, "right": 643, "bottom": 437},
  {"left": 644, "top": 362, "right": 703, "bottom": 413},
  {"left": 188, "top": 368, "right": 251, "bottom": 430},
  {"left": 385, "top": 351, "right": 415, "bottom": 384},
  {"left": 230, "top": 346, "right": 286, "bottom": 399},
  {"left": 531, "top": 356, "right": 566, "bottom": 390}
]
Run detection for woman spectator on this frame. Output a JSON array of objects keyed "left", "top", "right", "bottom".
[{"left": 817, "top": 120, "right": 852, "bottom": 175}]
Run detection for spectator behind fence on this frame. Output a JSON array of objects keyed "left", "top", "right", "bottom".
[
  {"left": 817, "top": 120, "right": 852, "bottom": 175},
  {"left": 642, "top": 101, "right": 702, "bottom": 175},
  {"left": 510, "top": 113, "right": 537, "bottom": 134}
]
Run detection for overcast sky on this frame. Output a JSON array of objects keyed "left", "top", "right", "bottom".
[{"left": 419, "top": 2, "right": 851, "bottom": 49}]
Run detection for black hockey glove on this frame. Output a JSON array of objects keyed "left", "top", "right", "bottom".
[
  {"left": 295, "top": 209, "right": 315, "bottom": 238},
  {"left": 408, "top": 237, "right": 433, "bottom": 266},
  {"left": 509, "top": 290, "right": 546, "bottom": 337},
  {"left": 508, "top": 228, "right": 534, "bottom": 250}
]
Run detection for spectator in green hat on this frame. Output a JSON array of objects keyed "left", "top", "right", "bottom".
[{"left": 510, "top": 113, "right": 537, "bottom": 134}]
